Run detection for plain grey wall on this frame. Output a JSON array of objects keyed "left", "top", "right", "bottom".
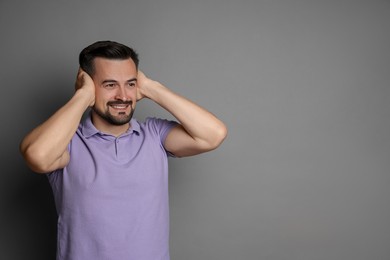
[{"left": 1, "top": 0, "right": 389, "bottom": 259}]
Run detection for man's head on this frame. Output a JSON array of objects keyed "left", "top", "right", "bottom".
[
  {"left": 79, "top": 41, "right": 139, "bottom": 76},
  {"left": 79, "top": 41, "right": 139, "bottom": 129}
]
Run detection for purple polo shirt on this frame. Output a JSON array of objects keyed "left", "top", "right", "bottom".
[{"left": 47, "top": 114, "right": 177, "bottom": 260}]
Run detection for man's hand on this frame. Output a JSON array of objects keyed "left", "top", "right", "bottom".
[
  {"left": 75, "top": 68, "right": 95, "bottom": 107},
  {"left": 136, "top": 70, "right": 159, "bottom": 101}
]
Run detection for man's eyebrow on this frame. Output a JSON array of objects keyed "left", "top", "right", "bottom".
[
  {"left": 101, "top": 78, "right": 137, "bottom": 84},
  {"left": 101, "top": 79, "right": 119, "bottom": 84},
  {"left": 126, "top": 78, "right": 137, "bottom": 82}
]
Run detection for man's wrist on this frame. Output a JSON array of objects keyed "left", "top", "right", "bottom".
[
  {"left": 143, "top": 81, "right": 168, "bottom": 101},
  {"left": 75, "top": 88, "right": 94, "bottom": 107}
]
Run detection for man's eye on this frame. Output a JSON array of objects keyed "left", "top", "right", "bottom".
[
  {"left": 128, "top": 83, "right": 136, "bottom": 88},
  {"left": 105, "top": 84, "right": 115, "bottom": 88}
]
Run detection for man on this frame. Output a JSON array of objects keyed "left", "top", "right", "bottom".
[{"left": 20, "top": 41, "right": 227, "bottom": 260}]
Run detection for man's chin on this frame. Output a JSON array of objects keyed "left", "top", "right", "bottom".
[
  {"left": 93, "top": 107, "right": 134, "bottom": 126},
  {"left": 108, "top": 114, "right": 132, "bottom": 125}
]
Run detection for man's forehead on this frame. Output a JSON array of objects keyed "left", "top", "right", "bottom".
[{"left": 92, "top": 57, "right": 137, "bottom": 78}]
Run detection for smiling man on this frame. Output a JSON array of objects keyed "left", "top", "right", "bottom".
[
  {"left": 89, "top": 57, "right": 138, "bottom": 132},
  {"left": 20, "top": 41, "right": 227, "bottom": 260}
]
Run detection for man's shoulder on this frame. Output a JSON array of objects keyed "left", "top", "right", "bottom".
[
  {"left": 138, "top": 117, "right": 178, "bottom": 138},
  {"left": 142, "top": 117, "right": 178, "bottom": 129}
]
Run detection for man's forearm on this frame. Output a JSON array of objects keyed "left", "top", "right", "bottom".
[
  {"left": 20, "top": 89, "right": 92, "bottom": 173},
  {"left": 142, "top": 81, "right": 227, "bottom": 152}
]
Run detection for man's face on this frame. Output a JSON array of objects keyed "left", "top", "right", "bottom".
[{"left": 91, "top": 57, "right": 138, "bottom": 126}]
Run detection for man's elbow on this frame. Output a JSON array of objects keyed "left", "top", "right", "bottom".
[
  {"left": 209, "top": 124, "right": 228, "bottom": 150},
  {"left": 20, "top": 144, "right": 52, "bottom": 174}
]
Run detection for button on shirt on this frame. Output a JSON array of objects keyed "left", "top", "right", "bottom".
[{"left": 47, "top": 115, "right": 178, "bottom": 260}]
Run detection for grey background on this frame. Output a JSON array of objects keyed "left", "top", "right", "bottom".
[{"left": 1, "top": 0, "right": 389, "bottom": 259}]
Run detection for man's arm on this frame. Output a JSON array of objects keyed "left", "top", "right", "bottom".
[
  {"left": 20, "top": 70, "right": 95, "bottom": 173},
  {"left": 137, "top": 71, "right": 227, "bottom": 157}
]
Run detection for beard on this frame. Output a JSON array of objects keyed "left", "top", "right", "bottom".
[{"left": 92, "top": 101, "right": 134, "bottom": 126}]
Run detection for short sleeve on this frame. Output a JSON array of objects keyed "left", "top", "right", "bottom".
[{"left": 145, "top": 117, "right": 178, "bottom": 156}]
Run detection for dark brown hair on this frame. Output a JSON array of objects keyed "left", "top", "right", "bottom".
[{"left": 79, "top": 41, "right": 139, "bottom": 75}]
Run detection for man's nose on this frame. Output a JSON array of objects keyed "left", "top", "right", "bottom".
[{"left": 115, "top": 86, "right": 128, "bottom": 101}]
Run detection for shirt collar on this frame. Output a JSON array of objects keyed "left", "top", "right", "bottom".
[{"left": 81, "top": 113, "right": 140, "bottom": 138}]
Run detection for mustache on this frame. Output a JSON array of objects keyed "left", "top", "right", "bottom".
[{"left": 107, "top": 100, "right": 133, "bottom": 106}]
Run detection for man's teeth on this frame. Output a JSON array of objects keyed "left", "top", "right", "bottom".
[{"left": 111, "top": 105, "right": 128, "bottom": 108}]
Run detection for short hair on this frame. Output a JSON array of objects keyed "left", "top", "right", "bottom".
[{"left": 79, "top": 41, "right": 139, "bottom": 75}]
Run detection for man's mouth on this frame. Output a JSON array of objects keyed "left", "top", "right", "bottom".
[
  {"left": 107, "top": 101, "right": 132, "bottom": 111},
  {"left": 111, "top": 104, "right": 128, "bottom": 109}
]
